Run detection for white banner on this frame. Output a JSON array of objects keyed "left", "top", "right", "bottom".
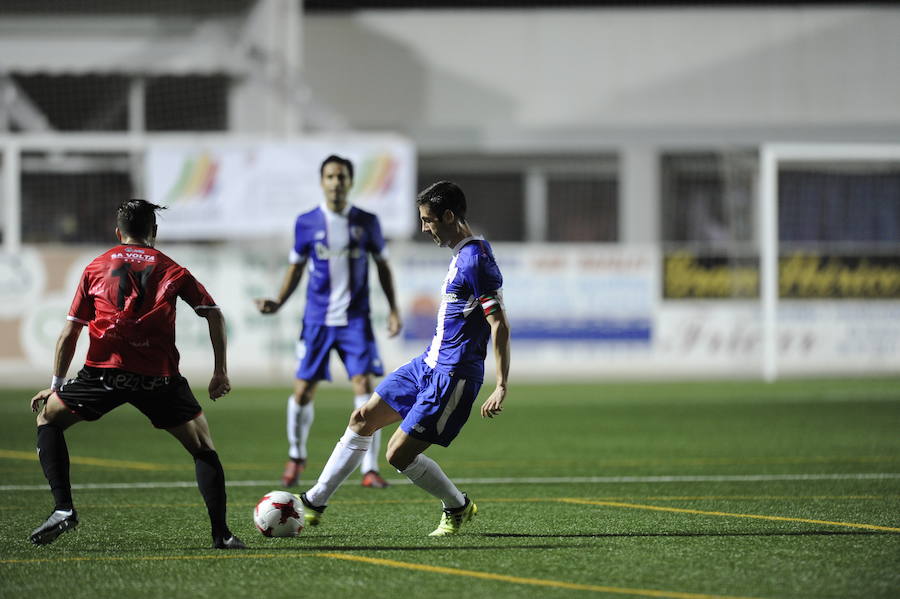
[
  {"left": 398, "top": 244, "right": 658, "bottom": 345},
  {"left": 145, "top": 136, "right": 416, "bottom": 240},
  {"left": 4, "top": 244, "right": 899, "bottom": 385}
]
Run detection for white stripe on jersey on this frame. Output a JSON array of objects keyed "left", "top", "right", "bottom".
[
  {"left": 324, "top": 208, "right": 351, "bottom": 326},
  {"left": 436, "top": 378, "right": 467, "bottom": 435},
  {"left": 462, "top": 295, "right": 478, "bottom": 317},
  {"left": 425, "top": 255, "right": 459, "bottom": 368}
]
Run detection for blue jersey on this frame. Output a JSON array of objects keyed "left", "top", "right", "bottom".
[
  {"left": 421, "top": 236, "right": 504, "bottom": 383},
  {"left": 290, "top": 204, "right": 387, "bottom": 326}
]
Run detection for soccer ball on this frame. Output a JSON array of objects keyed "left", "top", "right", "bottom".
[{"left": 253, "top": 490, "right": 304, "bottom": 537}]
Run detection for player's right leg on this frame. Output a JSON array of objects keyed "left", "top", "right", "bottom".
[
  {"left": 340, "top": 321, "right": 388, "bottom": 489},
  {"left": 283, "top": 378, "right": 317, "bottom": 487},
  {"left": 351, "top": 374, "right": 389, "bottom": 488},
  {"left": 301, "top": 395, "right": 402, "bottom": 525},
  {"left": 384, "top": 366, "right": 483, "bottom": 536},
  {"left": 31, "top": 392, "right": 82, "bottom": 545},
  {"left": 284, "top": 324, "right": 332, "bottom": 487},
  {"left": 167, "top": 413, "right": 245, "bottom": 550}
]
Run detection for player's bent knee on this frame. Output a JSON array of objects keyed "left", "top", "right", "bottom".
[
  {"left": 385, "top": 441, "right": 419, "bottom": 471},
  {"left": 293, "top": 380, "right": 317, "bottom": 405},
  {"left": 350, "top": 375, "right": 373, "bottom": 396},
  {"left": 386, "top": 449, "right": 414, "bottom": 471},
  {"left": 168, "top": 418, "right": 215, "bottom": 454},
  {"left": 348, "top": 407, "right": 367, "bottom": 429},
  {"left": 37, "top": 394, "right": 76, "bottom": 428},
  {"left": 349, "top": 407, "right": 385, "bottom": 437}
]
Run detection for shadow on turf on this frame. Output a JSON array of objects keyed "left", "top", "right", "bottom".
[
  {"left": 222, "top": 530, "right": 896, "bottom": 552},
  {"left": 251, "top": 543, "right": 584, "bottom": 551}
]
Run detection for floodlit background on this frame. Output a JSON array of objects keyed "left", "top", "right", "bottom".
[{"left": 1, "top": 0, "right": 899, "bottom": 385}]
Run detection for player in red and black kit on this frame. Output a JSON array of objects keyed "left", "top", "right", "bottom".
[{"left": 28, "top": 199, "right": 246, "bottom": 550}]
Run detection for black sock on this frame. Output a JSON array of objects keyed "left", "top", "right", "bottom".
[
  {"left": 194, "top": 449, "right": 229, "bottom": 540},
  {"left": 36, "top": 424, "right": 73, "bottom": 512}
]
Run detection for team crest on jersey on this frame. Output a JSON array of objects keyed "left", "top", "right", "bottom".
[
  {"left": 314, "top": 242, "right": 362, "bottom": 260},
  {"left": 350, "top": 226, "right": 364, "bottom": 241}
]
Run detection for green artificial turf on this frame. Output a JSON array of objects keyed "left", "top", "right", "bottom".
[{"left": 0, "top": 379, "right": 898, "bottom": 599}]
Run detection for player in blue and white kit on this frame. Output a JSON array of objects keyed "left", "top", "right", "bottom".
[
  {"left": 256, "top": 155, "right": 402, "bottom": 489},
  {"left": 298, "top": 180, "right": 511, "bottom": 536}
]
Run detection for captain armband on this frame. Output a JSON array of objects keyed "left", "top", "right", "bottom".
[{"left": 478, "top": 292, "right": 503, "bottom": 316}]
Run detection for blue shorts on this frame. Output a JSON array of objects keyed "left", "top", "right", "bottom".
[
  {"left": 295, "top": 319, "right": 384, "bottom": 382},
  {"left": 376, "top": 355, "right": 482, "bottom": 447}
]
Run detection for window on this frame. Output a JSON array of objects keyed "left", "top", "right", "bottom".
[
  {"left": 661, "top": 151, "right": 755, "bottom": 246},
  {"left": 12, "top": 74, "right": 129, "bottom": 131},
  {"left": 22, "top": 155, "right": 132, "bottom": 243},
  {"left": 660, "top": 151, "right": 758, "bottom": 299},
  {"left": 417, "top": 154, "right": 617, "bottom": 243},
  {"left": 10, "top": 73, "right": 229, "bottom": 132},
  {"left": 415, "top": 171, "right": 525, "bottom": 242},
  {"left": 145, "top": 75, "right": 229, "bottom": 131},
  {"left": 546, "top": 173, "right": 617, "bottom": 242}
]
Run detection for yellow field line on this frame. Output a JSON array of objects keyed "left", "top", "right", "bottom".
[
  {"left": 318, "top": 553, "right": 761, "bottom": 599},
  {"left": 0, "top": 551, "right": 762, "bottom": 598},
  {"left": 0, "top": 450, "right": 176, "bottom": 471},
  {"left": 560, "top": 499, "right": 900, "bottom": 532}
]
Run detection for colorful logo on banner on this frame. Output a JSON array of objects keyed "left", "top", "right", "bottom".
[
  {"left": 352, "top": 152, "right": 397, "bottom": 198},
  {"left": 164, "top": 152, "right": 220, "bottom": 204}
]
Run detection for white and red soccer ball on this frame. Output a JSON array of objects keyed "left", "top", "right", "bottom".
[{"left": 253, "top": 490, "right": 304, "bottom": 537}]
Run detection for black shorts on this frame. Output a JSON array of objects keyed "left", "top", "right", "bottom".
[{"left": 56, "top": 366, "right": 203, "bottom": 429}]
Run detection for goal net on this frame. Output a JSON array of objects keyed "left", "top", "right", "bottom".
[{"left": 759, "top": 143, "right": 900, "bottom": 381}]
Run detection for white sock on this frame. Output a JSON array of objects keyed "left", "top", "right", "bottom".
[
  {"left": 400, "top": 454, "right": 465, "bottom": 510},
  {"left": 305, "top": 427, "right": 372, "bottom": 506},
  {"left": 286, "top": 396, "right": 314, "bottom": 461},
  {"left": 355, "top": 394, "right": 381, "bottom": 473}
]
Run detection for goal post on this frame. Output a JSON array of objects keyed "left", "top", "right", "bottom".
[{"left": 759, "top": 143, "right": 900, "bottom": 382}]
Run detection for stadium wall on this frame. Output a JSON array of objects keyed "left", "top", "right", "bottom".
[
  {"left": 302, "top": 7, "right": 900, "bottom": 137},
  {"left": 2, "top": 243, "right": 898, "bottom": 387},
  {"left": 1, "top": 7, "right": 898, "bottom": 142}
]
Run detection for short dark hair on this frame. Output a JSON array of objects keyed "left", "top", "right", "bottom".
[
  {"left": 416, "top": 180, "right": 467, "bottom": 223},
  {"left": 116, "top": 199, "right": 165, "bottom": 238},
  {"left": 320, "top": 154, "right": 354, "bottom": 180}
]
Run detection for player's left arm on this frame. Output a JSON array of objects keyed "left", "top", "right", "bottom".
[
  {"left": 374, "top": 258, "right": 402, "bottom": 337},
  {"left": 368, "top": 214, "right": 401, "bottom": 337},
  {"left": 179, "top": 270, "right": 230, "bottom": 400},
  {"left": 30, "top": 319, "right": 84, "bottom": 412},
  {"left": 199, "top": 307, "right": 231, "bottom": 401},
  {"left": 481, "top": 306, "right": 510, "bottom": 419}
]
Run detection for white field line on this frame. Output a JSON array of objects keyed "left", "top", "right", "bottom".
[{"left": 1, "top": 472, "right": 899, "bottom": 492}]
